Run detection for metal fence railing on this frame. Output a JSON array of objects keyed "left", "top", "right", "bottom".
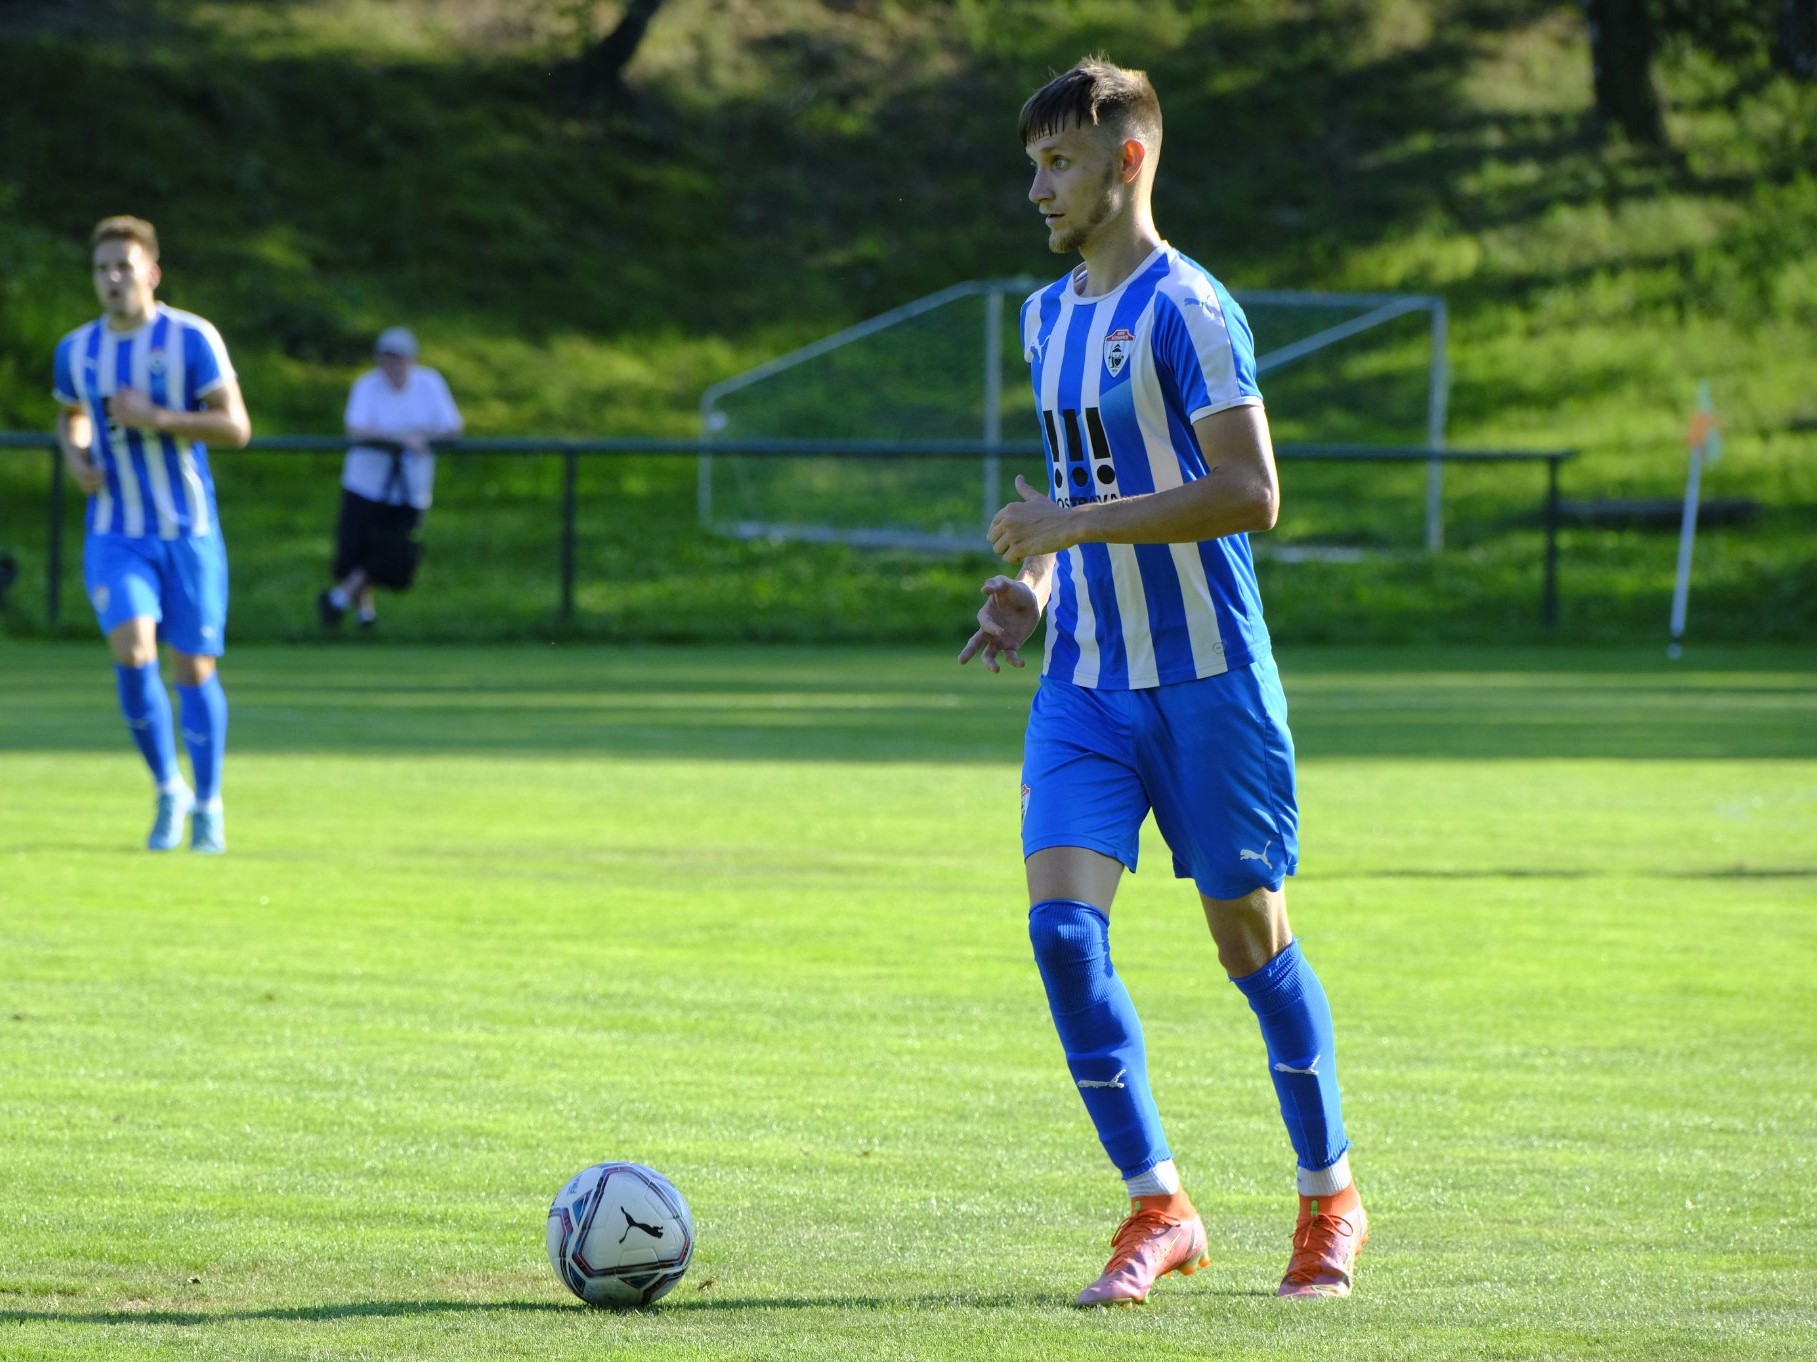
[{"left": 0, "top": 433, "right": 1575, "bottom": 630}]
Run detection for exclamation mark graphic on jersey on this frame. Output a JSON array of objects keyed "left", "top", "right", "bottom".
[
  {"left": 1083, "top": 407, "right": 1120, "bottom": 499},
  {"left": 1041, "top": 409, "right": 1067, "bottom": 498},
  {"left": 1059, "top": 409, "right": 1091, "bottom": 500}
]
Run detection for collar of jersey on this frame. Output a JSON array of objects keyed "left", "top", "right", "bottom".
[
  {"left": 99, "top": 301, "right": 166, "bottom": 339},
  {"left": 1066, "top": 242, "right": 1171, "bottom": 304}
]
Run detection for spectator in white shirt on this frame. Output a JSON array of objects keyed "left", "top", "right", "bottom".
[{"left": 318, "top": 327, "right": 462, "bottom": 630}]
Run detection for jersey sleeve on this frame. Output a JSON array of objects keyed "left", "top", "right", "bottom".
[
  {"left": 1151, "top": 290, "right": 1263, "bottom": 424},
  {"left": 52, "top": 335, "right": 78, "bottom": 406},
  {"left": 184, "top": 317, "right": 236, "bottom": 404}
]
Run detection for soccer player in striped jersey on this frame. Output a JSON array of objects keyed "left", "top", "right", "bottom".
[
  {"left": 53, "top": 216, "right": 251, "bottom": 853},
  {"left": 959, "top": 59, "right": 1366, "bottom": 1304}
]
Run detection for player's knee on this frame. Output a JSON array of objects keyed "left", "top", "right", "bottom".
[
  {"left": 171, "top": 652, "right": 216, "bottom": 687},
  {"left": 113, "top": 643, "right": 157, "bottom": 670},
  {"left": 1204, "top": 887, "right": 1289, "bottom": 977},
  {"left": 1029, "top": 898, "right": 1113, "bottom": 1011},
  {"left": 1028, "top": 897, "right": 1106, "bottom": 960}
]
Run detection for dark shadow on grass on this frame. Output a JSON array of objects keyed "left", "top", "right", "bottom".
[
  {"left": 0, "top": 844, "right": 128, "bottom": 855},
  {"left": 1315, "top": 866, "right": 1817, "bottom": 882},
  {"left": 0, "top": 1301, "right": 570, "bottom": 1327},
  {"left": 3, "top": 644, "right": 1813, "bottom": 763},
  {"left": 1, "top": 1288, "right": 1064, "bottom": 1325}
]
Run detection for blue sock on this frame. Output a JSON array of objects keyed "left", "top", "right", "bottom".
[
  {"left": 115, "top": 662, "right": 180, "bottom": 787},
  {"left": 1028, "top": 899, "right": 1170, "bottom": 1180},
  {"left": 1231, "top": 939, "right": 1349, "bottom": 1176},
  {"left": 177, "top": 674, "right": 228, "bottom": 804}
]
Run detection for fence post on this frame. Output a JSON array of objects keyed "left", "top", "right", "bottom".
[
  {"left": 1542, "top": 454, "right": 1562, "bottom": 632},
  {"left": 1424, "top": 299, "right": 1450, "bottom": 552},
  {"left": 47, "top": 443, "right": 64, "bottom": 627},
  {"left": 560, "top": 446, "right": 578, "bottom": 622},
  {"left": 982, "top": 284, "right": 1004, "bottom": 538}
]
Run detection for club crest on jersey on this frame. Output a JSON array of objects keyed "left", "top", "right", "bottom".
[
  {"left": 1103, "top": 328, "right": 1134, "bottom": 378},
  {"left": 148, "top": 350, "right": 168, "bottom": 376}
]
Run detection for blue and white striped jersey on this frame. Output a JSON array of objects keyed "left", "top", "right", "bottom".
[
  {"left": 1021, "top": 243, "right": 1270, "bottom": 690},
  {"left": 53, "top": 303, "right": 236, "bottom": 539}
]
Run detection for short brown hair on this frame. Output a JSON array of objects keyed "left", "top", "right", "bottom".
[
  {"left": 91, "top": 215, "right": 159, "bottom": 261},
  {"left": 1018, "top": 57, "right": 1162, "bottom": 152}
]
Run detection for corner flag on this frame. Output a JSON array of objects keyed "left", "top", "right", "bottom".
[{"left": 1667, "top": 382, "right": 1721, "bottom": 660}]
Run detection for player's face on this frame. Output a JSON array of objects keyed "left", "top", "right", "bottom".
[
  {"left": 91, "top": 239, "right": 160, "bottom": 323},
  {"left": 1027, "top": 122, "right": 1127, "bottom": 256}
]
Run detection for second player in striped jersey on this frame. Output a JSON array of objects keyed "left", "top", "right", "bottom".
[{"left": 53, "top": 215, "right": 251, "bottom": 853}]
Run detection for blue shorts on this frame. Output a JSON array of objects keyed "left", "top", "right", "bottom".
[
  {"left": 84, "top": 531, "right": 229, "bottom": 657},
  {"left": 1021, "top": 656, "right": 1300, "bottom": 901}
]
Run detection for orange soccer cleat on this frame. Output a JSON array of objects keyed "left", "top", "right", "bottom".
[
  {"left": 1277, "top": 1183, "right": 1368, "bottom": 1299},
  {"left": 1074, "top": 1204, "right": 1209, "bottom": 1307}
]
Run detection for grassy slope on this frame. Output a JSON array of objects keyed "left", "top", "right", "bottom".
[
  {"left": 0, "top": 0, "right": 1813, "bottom": 644},
  {"left": 1, "top": 642, "right": 1814, "bottom": 1360}
]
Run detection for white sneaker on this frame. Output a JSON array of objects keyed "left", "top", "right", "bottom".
[{"left": 147, "top": 787, "right": 194, "bottom": 852}]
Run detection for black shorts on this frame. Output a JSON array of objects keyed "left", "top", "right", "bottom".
[{"left": 333, "top": 490, "right": 425, "bottom": 589}]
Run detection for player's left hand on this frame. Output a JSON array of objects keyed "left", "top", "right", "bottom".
[
  {"left": 988, "top": 475, "right": 1076, "bottom": 561},
  {"left": 958, "top": 574, "right": 1040, "bottom": 673},
  {"left": 108, "top": 388, "right": 166, "bottom": 432}
]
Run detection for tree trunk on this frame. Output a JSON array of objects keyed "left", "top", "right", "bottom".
[
  {"left": 1780, "top": 0, "right": 1817, "bottom": 79},
  {"left": 576, "top": 0, "right": 668, "bottom": 103},
  {"left": 1583, "top": 0, "right": 1668, "bottom": 144}
]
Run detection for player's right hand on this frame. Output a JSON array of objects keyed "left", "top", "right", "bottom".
[
  {"left": 958, "top": 575, "right": 1040, "bottom": 674},
  {"left": 67, "top": 456, "right": 105, "bottom": 494}
]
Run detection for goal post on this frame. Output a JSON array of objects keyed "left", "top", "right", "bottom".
[
  {"left": 698, "top": 280, "right": 1450, "bottom": 552},
  {"left": 698, "top": 277, "right": 1040, "bottom": 552},
  {"left": 1243, "top": 290, "right": 1451, "bottom": 549}
]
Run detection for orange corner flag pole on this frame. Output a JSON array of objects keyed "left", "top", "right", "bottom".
[{"left": 1668, "top": 383, "right": 1719, "bottom": 660}]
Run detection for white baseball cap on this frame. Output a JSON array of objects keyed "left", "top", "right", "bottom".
[{"left": 375, "top": 326, "right": 419, "bottom": 358}]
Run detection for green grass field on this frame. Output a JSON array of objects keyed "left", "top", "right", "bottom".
[{"left": 2, "top": 641, "right": 1814, "bottom": 1361}]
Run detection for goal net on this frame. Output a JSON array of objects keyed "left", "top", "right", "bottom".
[{"left": 698, "top": 280, "right": 1448, "bottom": 552}]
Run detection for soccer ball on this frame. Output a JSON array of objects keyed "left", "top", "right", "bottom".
[{"left": 545, "top": 1162, "right": 695, "bottom": 1308}]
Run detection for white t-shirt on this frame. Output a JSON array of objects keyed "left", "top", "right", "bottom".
[{"left": 341, "top": 366, "right": 462, "bottom": 509}]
